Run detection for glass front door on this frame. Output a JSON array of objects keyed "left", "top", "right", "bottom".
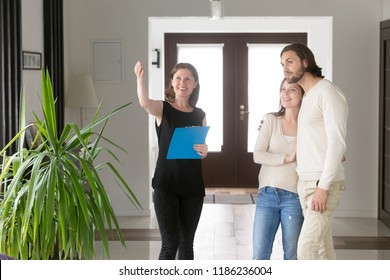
[{"left": 165, "top": 33, "right": 307, "bottom": 188}]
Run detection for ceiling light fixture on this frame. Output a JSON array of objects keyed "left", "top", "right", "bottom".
[{"left": 209, "top": 0, "right": 223, "bottom": 20}]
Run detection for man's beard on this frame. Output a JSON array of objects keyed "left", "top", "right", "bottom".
[{"left": 286, "top": 68, "right": 305, "bottom": 84}]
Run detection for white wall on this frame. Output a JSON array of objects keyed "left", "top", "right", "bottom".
[
  {"left": 384, "top": 0, "right": 390, "bottom": 19},
  {"left": 21, "top": 0, "right": 44, "bottom": 123},
  {"left": 18, "top": 0, "right": 384, "bottom": 218}
]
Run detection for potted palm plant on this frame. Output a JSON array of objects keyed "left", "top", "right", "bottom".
[{"left": 0, "top": 70, "right": 141, "bottom": 260}]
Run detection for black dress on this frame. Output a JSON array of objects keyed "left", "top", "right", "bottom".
[{"left": 152, "top": 101, "right": 206, "bottom": 197}]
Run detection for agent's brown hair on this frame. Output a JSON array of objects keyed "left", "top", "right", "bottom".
[{"left": 164, "top": 63, "right": 200, "bottom": 107}]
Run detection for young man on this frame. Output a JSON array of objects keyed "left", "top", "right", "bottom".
[{"left": 280, "top": 42, "right": 349, "bottom": 259}]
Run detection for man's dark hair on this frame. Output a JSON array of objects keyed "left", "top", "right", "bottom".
[{"left": 281, "top": 42, "right": 324, "bottom": 78}]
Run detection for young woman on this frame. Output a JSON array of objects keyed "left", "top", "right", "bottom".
[
  {"left": 252, "top": 78, "right": 304, "bottom": 260},
  {"left": 134, "top": 61, "right": 208, "bottom": 260}
]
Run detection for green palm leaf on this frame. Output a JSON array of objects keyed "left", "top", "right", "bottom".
[{"left": 0, "top": 70, "right": 141, "bottom": 260}]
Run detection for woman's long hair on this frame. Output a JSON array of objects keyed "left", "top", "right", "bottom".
[{"left": 164, "top": 62, "right": 200, "bottom": 107}]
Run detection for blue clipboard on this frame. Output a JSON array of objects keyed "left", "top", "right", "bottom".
[{"left": 167, "top": 126, "right": 210, "bottom": 159}]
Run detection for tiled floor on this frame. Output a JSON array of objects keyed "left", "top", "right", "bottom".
[{"left": 95, "top": 188, "right": 390, "bottom": 260}]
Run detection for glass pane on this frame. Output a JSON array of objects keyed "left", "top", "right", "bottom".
[
  {"left": 247, "top": 44, "right": 285, "bottom": 152},
  {"left": 178, "top": 44, "right": 224, "bottom": 151}
]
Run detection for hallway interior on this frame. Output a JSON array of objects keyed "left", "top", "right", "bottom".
[{"left": 95, "top": 188, "right": 390, "bottom": 260}]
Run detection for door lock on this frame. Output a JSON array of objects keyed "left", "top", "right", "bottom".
[{"left": 239, "top": 105, "right": 249, "bottom": 120}]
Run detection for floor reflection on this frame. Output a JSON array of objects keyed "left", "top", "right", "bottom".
[{"left": 95, "top": 202, "right": 390, "bottom": 260}]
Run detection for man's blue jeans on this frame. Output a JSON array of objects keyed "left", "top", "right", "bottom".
[{"left": 252, "top": 186, "right": 304, "bottom": 260}]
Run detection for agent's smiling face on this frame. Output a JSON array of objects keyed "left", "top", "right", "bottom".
[{"left": 171, "top": 69, "right": 198, "bottom": 98}]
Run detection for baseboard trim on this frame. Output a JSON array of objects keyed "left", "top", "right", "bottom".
[
  {"left": 333, "top": 236, "right": 390, "bottom": 250},
  {"left": 95, "top": 229, "right": 161, "bottom": 241},
  {"left": 96, "top": 228, "right": 390, "bottom": 250}
]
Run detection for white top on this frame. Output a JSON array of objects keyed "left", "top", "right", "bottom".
[
  {"left": 253, "top": 114, "right": 298, "bottom": 193},
  {"left": 284, "top": 135, "right": 296, "bottom": 142},
  {"left": 296, "top": 79, "right": 349, "bottom": 190}
]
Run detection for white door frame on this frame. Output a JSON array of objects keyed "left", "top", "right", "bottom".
[{"left": 147, "top": 16, "right": 332, "bottom": 192}]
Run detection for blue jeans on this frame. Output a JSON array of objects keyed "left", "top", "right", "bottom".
[{"left": 252, "top": 186, "right": 304, "bottom": 260}]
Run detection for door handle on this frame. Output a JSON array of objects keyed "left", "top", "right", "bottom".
[{"left": 239, "top": 105, "right": 249, "bottom": 120}]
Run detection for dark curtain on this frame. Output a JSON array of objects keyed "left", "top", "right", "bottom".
[
  {"left": 0, "top": 0, "right": 22, "bottom": 154},
  {"left": 43, "top": 0, "right": 64, "bottom": 135}
]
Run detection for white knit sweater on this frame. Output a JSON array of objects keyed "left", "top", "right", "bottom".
[{"left": 296, "top": 79, "right": 349, "bottom": 190}]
